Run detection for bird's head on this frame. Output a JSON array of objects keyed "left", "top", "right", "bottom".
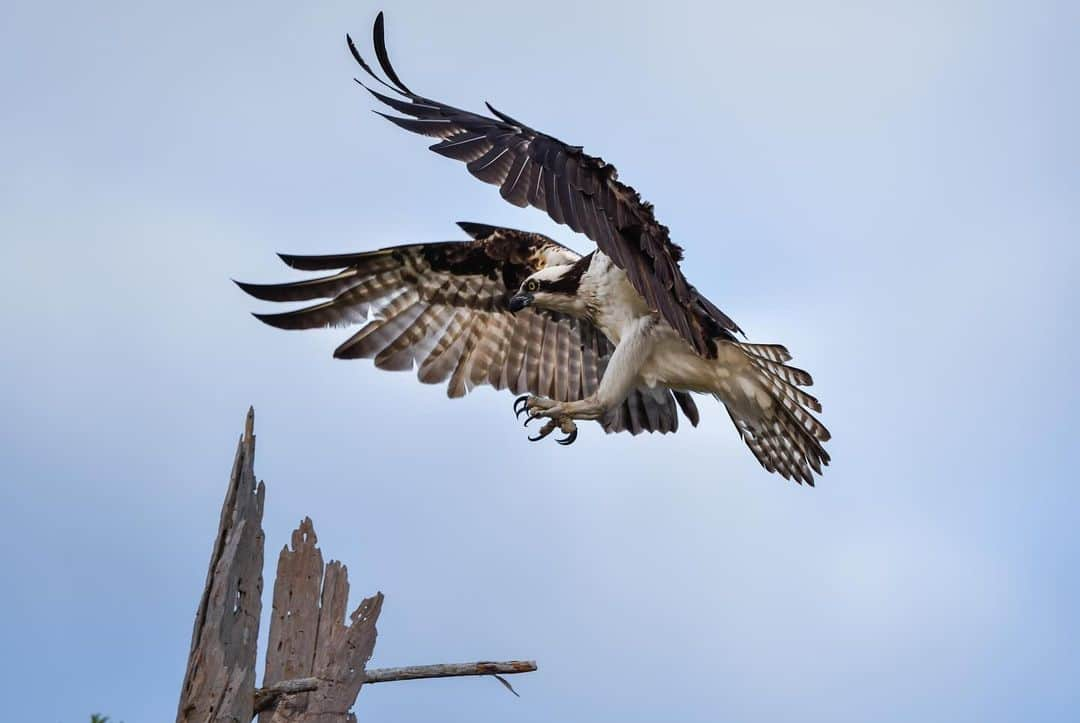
[{"left": 508, "top": 263, "right": 588, "bottom": 317}]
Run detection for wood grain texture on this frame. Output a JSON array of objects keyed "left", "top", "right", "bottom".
[
  {"left": 176, "top": 408, "right": 266, "bottom": 723},
  {"left": 261, "top": 517, "right": 383, "bottom": 723},
  {"left": 259, "top": 519, "right": 324, "bottom": 723}
]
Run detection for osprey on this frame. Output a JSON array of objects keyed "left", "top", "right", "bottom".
[{"left": 238, "top": 13, "right": 831, "bottom": 484}]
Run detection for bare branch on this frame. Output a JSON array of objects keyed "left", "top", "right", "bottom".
[
  {"left": 253, "top": 661, "right": 536, "bottom": 716},
  {"left": 363, "top": 660, "right": 537, "bottom": 683},
  {"left": 254, "top": 678, "right": 320, "bottom": 714}
]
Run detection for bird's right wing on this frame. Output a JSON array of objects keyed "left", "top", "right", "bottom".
[
  {"left": 237, "top": 223, "right": 699, "bottom": 435},
  {"left": 345, "top": 13, "right": 741, "bottom": 359}
]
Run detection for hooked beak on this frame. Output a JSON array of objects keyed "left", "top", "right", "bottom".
[{"left": 508, "top": 292, "right": 534, "bottom": 313}]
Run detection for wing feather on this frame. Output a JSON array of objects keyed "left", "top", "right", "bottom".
[
  {"left": 333, "top": 290, "right": 423, "bottom": 359},
  {"left": 447, "top": 314, "right": 487, "bottom": 398},
  {"left": 252, "top": 272, "right": 403, "bottom": 329},
  {"left": 418, "top": 309, "right": 472, "bottom": 385},
  {"left": 563, "top": 319, "right": 582, "bottom": 401},
  {"left": 373, "top": 302, "right": 447, "bottom": 370},
  {"left": 234, "top": 269, "right": 360, "bottom": 302},
  {"left": 537, "top": 317, "right": 558, "bottom": 399}
]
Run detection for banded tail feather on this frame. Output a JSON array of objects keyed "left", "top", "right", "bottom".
[{"left": 725, "top": 344, "right": 831, "bottom": 485}]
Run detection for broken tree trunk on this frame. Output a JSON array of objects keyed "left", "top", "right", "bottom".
[
  {"left": 259, "top": 518, "right": 382, "bottom": 723},
  {"left": 177, "top": 408, "right": 536, "bottom": 722},
  {"left": 177, "top": 408, "right": 265, "bottom": 723}
]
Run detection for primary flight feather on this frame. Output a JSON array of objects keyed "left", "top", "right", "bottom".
[{"left": 239, "top": 13, "right": 831, "bottom": 484}]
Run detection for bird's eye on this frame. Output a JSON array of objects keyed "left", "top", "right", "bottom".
[{"left": 526, "top": 280, "right": 539, "bottom": 292}]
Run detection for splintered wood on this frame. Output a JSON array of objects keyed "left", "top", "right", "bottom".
[
  {"left": 177, "top": 408, "right": 266, "bottom": 723},
  {"left": 176, "top": 408, "right": 535, "bottom": 722},
  {"left": 259, "top": 518, "right": 383, "bottom": 723}
]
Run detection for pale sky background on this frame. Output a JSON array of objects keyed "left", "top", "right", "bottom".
[{"left": 2, "top": 1, "right": 1078, "bottom": 721}]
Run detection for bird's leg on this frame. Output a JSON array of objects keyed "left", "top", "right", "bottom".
[
  {"left": 515, "top": 394, "right": 615, "bottom": 446},
  {"left": 511, "top": 318, "right": 656, "bottom": 446}
]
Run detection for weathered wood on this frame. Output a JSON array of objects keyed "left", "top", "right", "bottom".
[
  {"left": 363, "top": 660, "right": 538, "bottom": 683},
  {"left": 261, "top": 518, "right": 383, "bottom": 723},
  {"left": 178, "top": 408, "right": 537, "bottom": 722},
  {"left": 177, "top": 408, "right": 266, "bottom": 723},
  {"left": 259, "top": 518, "right": 324, "bottom": 723}
]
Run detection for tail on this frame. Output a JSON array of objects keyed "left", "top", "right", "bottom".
[{"left": 722, "top": 342, "right": 831, "bottom": 486}]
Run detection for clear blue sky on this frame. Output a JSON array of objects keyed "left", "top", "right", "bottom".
[{"left": 2, "top": 1, "right": 1077, "bottom": 721}]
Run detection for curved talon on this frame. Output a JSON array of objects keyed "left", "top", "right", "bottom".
[
  {"left": 523, "top": 414, "right": 536, "bottom": 428},
  {"left": 557, "top": 428, "right": 578, "bottom": 446},
  {"left": 528, "top": 419, "right": 557, "bottom": 442},
  {"left": 513, "top": 394, "right": 530, "bottom": 419}
]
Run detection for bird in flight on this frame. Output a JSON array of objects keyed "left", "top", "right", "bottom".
[{"left": 238, "top": 13, "right": 831, "bottom": 484}]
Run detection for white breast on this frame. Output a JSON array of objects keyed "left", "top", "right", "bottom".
[{"left": 581, "top": 253, "right": 653, "bottom": 343}]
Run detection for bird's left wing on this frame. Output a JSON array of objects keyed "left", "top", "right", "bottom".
[
  {"left": 237, "top": 223, "right": 699, "bottom": 435},
  {"left": 346, "top": 13, "right": 741, "bottom": 359}
]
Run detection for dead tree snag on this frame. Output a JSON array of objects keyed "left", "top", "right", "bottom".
[{"left": 176, "top": 409, "right": 535, "bottom": 722}]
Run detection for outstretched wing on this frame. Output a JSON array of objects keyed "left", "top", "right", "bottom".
[
  {"left": 238, "top": 224, "right": 700, "bottom": 435},
  {"left": 345, "top": 13, "right": 740, "bottom": 359}
]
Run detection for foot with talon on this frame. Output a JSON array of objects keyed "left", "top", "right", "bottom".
[
  {"left": 525, "top": 416, "right": 578, "bottom": 445},
  {"left": 513, "top": 394, "right": 557, "bottom": 420},
  {"left": 512, "top": 395, "right": 579, "bottom": 445}
]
